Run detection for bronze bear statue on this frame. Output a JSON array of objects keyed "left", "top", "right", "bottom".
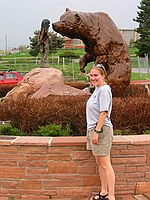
[{"left": 52, "top": 8, "right": 131, "bottom": 95}]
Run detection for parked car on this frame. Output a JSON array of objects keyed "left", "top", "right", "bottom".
[{"left": 0, "top": 71, "right": 24, "bottom": 85}]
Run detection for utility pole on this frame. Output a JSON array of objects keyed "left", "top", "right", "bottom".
[{"left": 5, "top": 34, "right": 7, "bottom": 53}]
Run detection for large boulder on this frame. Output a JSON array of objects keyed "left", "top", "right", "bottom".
[
  {"left": 31, "top": 82, "right": 89, "bottom": 99},
  {"left": 52, "top": 8, "right": 131, "bottom": 95},
  {"left": 4, "top": 67, "right": 89, "bottom": 101}
]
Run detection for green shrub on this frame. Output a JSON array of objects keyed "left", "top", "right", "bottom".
[
  {"left": 0, "top": 124, "right": 27, "bottom": 136},
  {"left": 33, "top": 123, "right": 72, "bottom": 136},
  {"left": 143, "top": 130, "right": 150, "bottom": 134},
  {"left": 0, "top": 123, "right": 72, "bottom": 137},
  {"left": 59, "top": 51, "right": 80, "bottom": 58},
  {"left": 114, "top": 129, "right": 132, "bottom": 135}
]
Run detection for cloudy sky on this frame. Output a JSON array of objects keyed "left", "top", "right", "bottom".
[{"left": 0, "top": 0, "right": 141, "bottom": 50}]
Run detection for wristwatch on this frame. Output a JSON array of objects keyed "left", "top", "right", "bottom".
[{"left": 94, "top": 129, "right": 103, "bottom": 133}]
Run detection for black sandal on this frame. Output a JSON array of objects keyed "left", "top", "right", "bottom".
[{"left": 92, "top": 192, "right": 108, "bottom": 199}]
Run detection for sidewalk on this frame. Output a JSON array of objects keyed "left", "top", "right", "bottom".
[
  {"left": 132, "top": 68, "right": 150, "bottom": 74},
  {"left": 0, "top": 194, "right": 150, "bottom": 200},
  {"left": 116, "top": 193, "right": 150, "bottom": 200},
  {"left": 130, "top": 79, "right": 150, "bottom": 84}
]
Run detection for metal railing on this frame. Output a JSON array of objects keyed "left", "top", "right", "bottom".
[{"left": 1, "top": 55, "right": 149, "bottom": 80}]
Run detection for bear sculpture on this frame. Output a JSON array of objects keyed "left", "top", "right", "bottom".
[{"left": 52, "top": 8, "right": 131, "bottom": 95}]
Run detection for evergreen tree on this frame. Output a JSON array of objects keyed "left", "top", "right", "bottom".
[
  {"left": 133, "top": 0, "right": 150, "bottom": 57},
  {"left": 49, "top": 32, "right": 64, "bottom": 53},
  {"left": 29, "top": 31, "right": 64, "bottom": 57},
  {"left": 29, "top": 30, "right": 40, "bottom": 57}
]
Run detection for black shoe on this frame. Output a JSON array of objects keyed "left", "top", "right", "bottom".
[{"left": 92, "top": 192, "right": 108, "bottom": 199}]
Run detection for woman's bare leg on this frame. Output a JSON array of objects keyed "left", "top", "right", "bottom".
[
  {"left": 98, "top": 164, "right": 108, "bottom": 195},
  {"left": 95, "top": 155, "right": 115, "bottom": 200}
]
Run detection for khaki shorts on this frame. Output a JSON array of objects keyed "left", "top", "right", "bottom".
[{"left": 86, "top": 125, "right": 113, "bottom": 156}]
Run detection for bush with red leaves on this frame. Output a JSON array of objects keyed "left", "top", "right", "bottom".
[
  {"left": 0, "top": 84, "right": 16, "bottom": 98},
  {"left": 0, "top": 84, "right": 149, "bottom": 135}
]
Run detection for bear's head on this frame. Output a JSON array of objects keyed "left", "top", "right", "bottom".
[{"left": 52, "top": 8, "right": 87, "bottom": 39}]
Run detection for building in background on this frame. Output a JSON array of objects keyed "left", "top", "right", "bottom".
[
  {"left": 119, "top": 29, "right": 139, "bottom": 45},
  {"left": 63, "top": 29, "right": 139, "bottom": 49},
  {"left": 63, "top": 37, "right": 84, "bottom": 49}
]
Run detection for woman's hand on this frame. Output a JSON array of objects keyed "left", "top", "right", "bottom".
[{"left": 92, "top": 132, "right": 99, "bottom": 144}]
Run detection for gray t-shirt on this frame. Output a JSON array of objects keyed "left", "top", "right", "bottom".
[{"left": 86, "top": 84, "right": 113, "bottom": 130}]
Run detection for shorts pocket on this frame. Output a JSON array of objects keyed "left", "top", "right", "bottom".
[{"left": 98, "top": 126, "right": 110, "bottom": 140}]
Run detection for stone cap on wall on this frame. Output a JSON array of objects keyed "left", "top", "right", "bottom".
[{"left": 0, "top": 135, "right": 150, "bottom": 146}]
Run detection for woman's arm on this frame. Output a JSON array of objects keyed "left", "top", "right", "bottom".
[{"left": 92, "top": 111, "right": 107, "bottom": 144}]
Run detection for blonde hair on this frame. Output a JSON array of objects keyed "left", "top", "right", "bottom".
[{"left": 91, "top": 64, "right": 107, "bottom": 77}]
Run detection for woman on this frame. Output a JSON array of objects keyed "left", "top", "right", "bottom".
[{"left": 86, "top": 64, "right": 115, "bottom": 200}]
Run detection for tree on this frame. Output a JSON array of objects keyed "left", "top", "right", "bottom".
[
  {"left": 129, "top": 39, "right": 135, "bottom": 48},
  {"left": 133, "top": 0, "right": 150, "bottom": 57},
  {"left": 29, "top": 31, "right": 64, "bottom": 57},
  {"left": 29, "top": 30, "right": 39, "bottom": 56},
  {"left": 19, "top": 45, "right": 28, "bottom": 52},
  {"left": 49, "top": 32, "right": 64, "bottom": 53}
]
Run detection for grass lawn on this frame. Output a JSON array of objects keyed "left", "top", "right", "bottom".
[
  {"left": 0, "top": 48, "right": 149, "bottom": 81},
  {"left": 131, "top": 73, "right": 150, "bottom": 80}
]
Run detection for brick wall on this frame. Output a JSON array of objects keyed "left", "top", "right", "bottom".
[{"left": 0, "top": 135, "right": 150, "bottom": 200}]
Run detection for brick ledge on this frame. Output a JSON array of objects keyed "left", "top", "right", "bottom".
[{"left": 0, "top": 134, "right": 150, "bottom": 146}]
